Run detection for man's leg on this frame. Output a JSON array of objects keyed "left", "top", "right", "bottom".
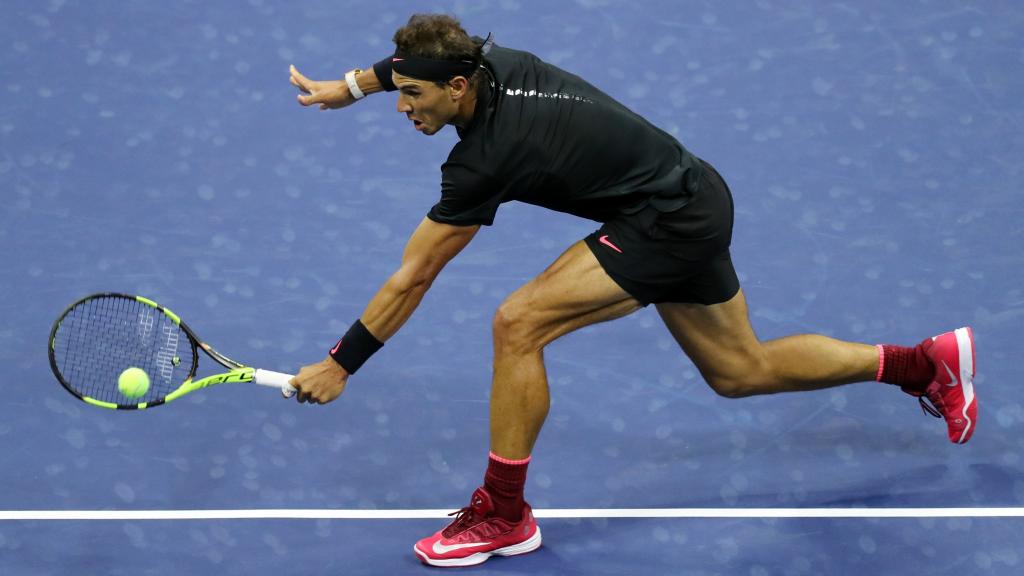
[
  {"left": 489, "top": 240, "right": 641, "bottom": 458},
  {"left": 656, "top": 289, "right": 977, "bottom": 444},
  {"left": 655, "top": 288, "right": 878, "bottom": 398},
  {"left": 414, "top": 240, "right": 640, "bottom": 567}
]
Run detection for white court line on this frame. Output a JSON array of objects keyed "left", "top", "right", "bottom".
[{"left": 2, "top": 508, "right": 1024, "bottom": 521}]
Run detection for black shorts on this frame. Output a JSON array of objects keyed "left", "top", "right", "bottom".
[{"left": 584, "top": 159, "right": 740, "bottom": 306}]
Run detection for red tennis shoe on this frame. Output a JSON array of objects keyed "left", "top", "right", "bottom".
[
  {"left": 902, "top": 327, "right": 978, "bottom": 444},
  {"left": 413, "top": 486, "right": 541, "bottom": 567}
]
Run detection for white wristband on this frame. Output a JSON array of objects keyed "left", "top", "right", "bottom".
[{"left": 345, "top": 69, "right": 365, "bottom": 100}]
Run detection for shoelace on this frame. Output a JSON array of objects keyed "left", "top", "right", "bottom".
[
  {"left": 919, "top": 396, "right": 942, "bottom": 419},
  {"left": 442, "top": 506, "right": 477, "bottom": 538}
]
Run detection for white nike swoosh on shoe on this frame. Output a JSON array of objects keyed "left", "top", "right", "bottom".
[
  {"left": 432, "top": 540, "right": 490, "bottom": 555},
  {"left": 941, "top": 360, "right": 959, "bottom": 388}
]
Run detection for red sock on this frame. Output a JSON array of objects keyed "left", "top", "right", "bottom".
[
  {"left": 483, "top": 452, "right": 529, "bottom": 522},
  {"left": 875, "top": 340, "right": 935, "bottom": 390}
]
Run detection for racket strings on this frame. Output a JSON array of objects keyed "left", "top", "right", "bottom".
[{"left": 52, "top": 296, "right": 195, "bottom": 404}]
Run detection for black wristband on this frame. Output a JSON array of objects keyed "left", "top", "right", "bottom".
[{"left": 329, "top": 320, "right": 384, "bottom": 374}]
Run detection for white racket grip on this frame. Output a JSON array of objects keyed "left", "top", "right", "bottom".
[{"left": 253, "top": 368, "right": 297, "bottom": 398}]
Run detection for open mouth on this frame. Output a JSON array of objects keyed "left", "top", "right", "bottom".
[{"left": 412, "top": 120, "right": 424, "bottom": 130}]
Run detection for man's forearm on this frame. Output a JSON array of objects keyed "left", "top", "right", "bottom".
[
  {"left": 354, "top": 218, "right": 478, "bottom": 346},
  {"left": 359, "top": 267, "right": 434, "bottom": 342}
]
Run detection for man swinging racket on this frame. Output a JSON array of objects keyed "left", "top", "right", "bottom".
[{"left": 287, "top": 14, "right": 977, "bottom": 568}]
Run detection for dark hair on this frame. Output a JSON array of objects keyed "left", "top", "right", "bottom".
[{"left": 393, "top": 14, "right": 483, "bottom": 87}]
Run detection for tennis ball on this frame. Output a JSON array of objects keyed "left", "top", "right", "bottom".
[{"left": 118, "top": 367, "right": 150, "bottom": 398}]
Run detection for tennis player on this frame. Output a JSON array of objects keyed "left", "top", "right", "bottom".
[{"left": 287, "top": 14, "right": 978, "bottom": 567}]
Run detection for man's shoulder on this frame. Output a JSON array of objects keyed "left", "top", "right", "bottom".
[
  {"left": 442, "top": 144, "right": 493, "bottom": 181},
  {"left": 483, "top": 44, "right": 544, "bottom": 73}
]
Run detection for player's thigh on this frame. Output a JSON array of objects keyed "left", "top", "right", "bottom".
[
  {"left": 495, "top": 240, "right": 641, "bottom": 348},
  {"left": 654, "top": 288, "right": 766, "bottom": 386}
]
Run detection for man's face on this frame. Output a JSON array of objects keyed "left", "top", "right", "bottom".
[{"left": 393, "top": 72, "right": 459, "bottom": 136}]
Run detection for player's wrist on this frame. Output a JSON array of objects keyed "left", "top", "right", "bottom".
[
  {"left": 345, "top": 67, "right": 384, "bottom": 100},
  {"left": 321, "top": 355, "right": 349, "bottom": 375},
  {"left": 328, "top": 319, "right": 384, "bottom": 374},
  {"left": 345, "top": 69, "right": 365, "bottom": 99}
]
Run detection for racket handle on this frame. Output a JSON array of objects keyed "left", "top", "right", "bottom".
[{"left": 253, "top": 368, "right": 297, "bottom": 398}]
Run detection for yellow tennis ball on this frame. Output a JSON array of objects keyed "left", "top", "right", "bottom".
[{"left": 118, "top": 367, "right": 150, "bottom": 398}]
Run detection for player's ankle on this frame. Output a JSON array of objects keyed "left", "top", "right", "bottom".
[
  {"left": 487, "top": 491, "right": 524, "bottom": 522},
  {"left": 876, "top": 342, "right": 933, "bottom": 390},
  {"left": 483, "top": 452, "right": 530, "bottom": 521}
]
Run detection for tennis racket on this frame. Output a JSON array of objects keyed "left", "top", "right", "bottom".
[{"left": 48, "top": 293, "right": 296, "bottom": 410}]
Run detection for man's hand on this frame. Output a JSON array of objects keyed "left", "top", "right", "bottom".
[
  {"left": 290, "top": 64, "right": 356, "bottom": 110},
  {"left": 288, "top": 356, "right": 350, "bottom": 404}
]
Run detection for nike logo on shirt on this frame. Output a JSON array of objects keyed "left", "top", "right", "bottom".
[{"left": 598, "top": 235, "right": 623, "bottom": 253}]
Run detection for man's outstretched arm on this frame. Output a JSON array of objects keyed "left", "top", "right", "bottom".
[
  {"left": 289, "top": 64, "right": 387, "bottom": 110},
  {"left": 289, "top": 218, "right": 479, "bottom": 403}
]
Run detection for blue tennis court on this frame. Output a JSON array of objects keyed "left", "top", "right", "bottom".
[{"left": 2, "top": 1, "right": 1022, "bottom": 574}]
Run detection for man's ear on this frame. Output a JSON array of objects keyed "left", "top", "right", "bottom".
[{"left": 448, "top": 76, "right": 470, "bottom": 99}]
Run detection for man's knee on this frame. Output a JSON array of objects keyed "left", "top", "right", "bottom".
[
  {"left": 701, "top": 353, "right": 773, "bottom": 399},
  {"left": 493, "top": 297, "right": 541, "bottom": 354}
]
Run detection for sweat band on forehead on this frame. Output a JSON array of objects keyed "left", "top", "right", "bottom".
[
  {"left": 391, "top": 32, "right": 494, "bottom": 83},
  {"left": 391, "top": 54, "right": 477, "bottom": 82}
]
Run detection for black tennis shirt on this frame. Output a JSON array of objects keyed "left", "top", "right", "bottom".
[{"left": 375, "top": 44, "right": 703, "bottom": 227}]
